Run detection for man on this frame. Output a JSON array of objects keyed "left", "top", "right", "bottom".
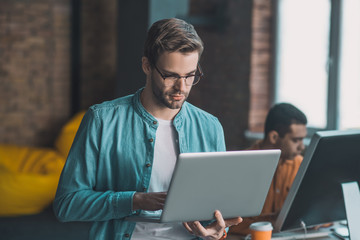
[
  {"left": 251, "top": 103, "right": 307, "bottom": 214},
  {"left": 230, "top": 103, "right": 307, "bottom": 235},
  {"left": 53, "top": 18, "right": 242, "bottom": 240}
]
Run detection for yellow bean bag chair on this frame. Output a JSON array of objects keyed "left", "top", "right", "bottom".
[
  {"left": 0, "top": 145, "right": 65, "bottom": 216},
  {"left": 0, "top": 111, "right": 85, "bottom": 216}
]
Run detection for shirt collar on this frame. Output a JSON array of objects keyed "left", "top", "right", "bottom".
[{"left": 132, "top": 88, "right": 186, "bottom": 129}]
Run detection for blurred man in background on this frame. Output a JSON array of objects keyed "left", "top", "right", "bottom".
[{"left": 230, "top": 103, "right": 307, "bottom": 235}]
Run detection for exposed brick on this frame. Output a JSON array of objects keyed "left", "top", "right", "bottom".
[
  {"left": 1, "top": 0, "right": 264, "bottom": 151},
  {"left": 248, "top": 0, "right": 273, "bottom": 133},
  {"left": 0, "top": 0, "right": 71, "bottom": 147}
]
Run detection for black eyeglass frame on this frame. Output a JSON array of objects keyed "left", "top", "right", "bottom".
[{"left": 153, "top": 64, "right": 204, "bottom": 86}]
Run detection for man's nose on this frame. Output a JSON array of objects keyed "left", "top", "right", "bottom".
[
  {"left": 299, "top": 141, "right": 305, "bottom": 151},
  {"left": 174, "top": 77, "right": 187, "bottom": 91}
]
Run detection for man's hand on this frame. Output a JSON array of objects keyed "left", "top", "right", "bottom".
[
  {"left": 132, "top": 192, "right": 167, "bottom": 211},
  {"left": 183, "top": 210, "right": 242, "bottom": 240},
  {"left": 313, "top": 222, "right": 333, "bottom": 230}
]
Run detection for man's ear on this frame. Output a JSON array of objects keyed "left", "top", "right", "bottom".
[
  {"left": 268, "top": 130, "right": 279, "bottom": 145},
  {"left": 142, "top": 57, "right": 152, "bottom": 75}
]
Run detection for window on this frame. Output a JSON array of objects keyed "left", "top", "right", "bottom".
[
  {"left": 338, "top": 0, "right": 360, "bottom": 129},
  {"left": 274, "top": 0, "right": 360, "bottom": 132}
]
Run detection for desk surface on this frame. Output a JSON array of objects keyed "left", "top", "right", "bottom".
[
  {"left": 227, "top": 223, "right": 347, "bottom": 240},
  {"left": 227, "top": 233, "right": 342, "bottom": 240}
]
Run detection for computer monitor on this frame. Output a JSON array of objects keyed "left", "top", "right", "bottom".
[{"left": 274, "top": 129, "right": 360, "bottom": 232}]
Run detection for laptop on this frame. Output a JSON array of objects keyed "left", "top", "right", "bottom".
[
  {"left": 126, "top": 149, "right": 281, "bottom": 223},
  {"left": 342, "top": 181, "right": 360, "bottom": 240}
]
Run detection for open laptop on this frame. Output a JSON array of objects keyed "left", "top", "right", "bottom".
[
  {"left": 126, "top": 149, "right": 281, "bottom": 223},
  {"left": 342, "top": 181, "right": 360, "bottom": 240}
]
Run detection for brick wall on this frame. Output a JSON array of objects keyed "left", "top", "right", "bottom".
[
  {"left": 0, "top": 0, "right": 272, "bottom": 149},
  {"left": 248, "top": 0, "right": 273, "bottom": 133},
  {"left": 0, "top": 0, "right": 71, "bottom": 147},
  {"left": 0, "top": 0, "right": 118, "bottom": 147}
]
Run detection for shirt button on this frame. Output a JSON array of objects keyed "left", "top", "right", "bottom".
[
  {"left": 124, "top": 233, "right": 130, "bottom": 238},
  {"left": 146, "top": 163, "right": 151, "bottom": 167},
  {"left": 153, "top": 121, "right": 157, "bottom": 125},
  {"left": 149, "top": 138, "right": 154, "bottom": 142}
]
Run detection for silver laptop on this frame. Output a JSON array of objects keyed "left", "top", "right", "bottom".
[
  {"left": 342, "top": 181, "right": 360, "bottom": 240},
  {"left": 126, "top": 149, "right": 281, "bottom": 223}
]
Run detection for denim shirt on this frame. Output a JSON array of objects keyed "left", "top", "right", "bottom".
[{"left": 53, "top": 88, "right": 226, "bottom": 240}]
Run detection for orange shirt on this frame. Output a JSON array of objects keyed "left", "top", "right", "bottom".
[{"left": 248, "top": 140, "right": 303, "bottom": 214}]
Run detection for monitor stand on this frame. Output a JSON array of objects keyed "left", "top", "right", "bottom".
[{"left": 341, "top": 181, "right": 360, "bottom": 240}]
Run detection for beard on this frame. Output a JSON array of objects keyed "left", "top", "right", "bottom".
[
  {"left": 151, "top": 76, "right": 189, "bottom": 109},
  {"left": 281, "top": 150, "right": 297, "bottom": 161}
]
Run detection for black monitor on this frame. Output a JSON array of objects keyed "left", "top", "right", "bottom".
[{"left": 274, "top": 129, "right": 360, "bottom": 232}]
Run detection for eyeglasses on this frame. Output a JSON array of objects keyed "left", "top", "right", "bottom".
[{"left": 153, "top": 64, "right": 204, "bottom": 86}]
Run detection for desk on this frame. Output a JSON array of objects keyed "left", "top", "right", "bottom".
[
  {"left": 227, "top": 223, "right": 348, "bottom": 240},
  {"left": 227, "top": 234, "right": 341, "bottom": 240},
  {"left": 227, "top": 233, "right": 341, "bottom": 240}
]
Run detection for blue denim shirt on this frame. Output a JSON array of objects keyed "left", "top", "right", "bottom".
[{"left": 53, "top": 88, "right": 226, "bottom": 240}]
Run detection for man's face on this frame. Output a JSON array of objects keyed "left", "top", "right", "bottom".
[
  {"left": 149, "top": 51, "right": 199, "bottom": 109},
  {"left": 275, "top": 124, "right": 307, "bottom": 160}
]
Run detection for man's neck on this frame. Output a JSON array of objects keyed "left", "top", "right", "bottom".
[
  {"left": 259, "top": 140, "right": 287, "bottom": 164},
  {"left": 258, "top": 139, "right": 272, "bottom": 150}
]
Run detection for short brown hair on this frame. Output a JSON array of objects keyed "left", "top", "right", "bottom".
[{"left": 143, "top": 18, "right": 204, "bottom": 67}]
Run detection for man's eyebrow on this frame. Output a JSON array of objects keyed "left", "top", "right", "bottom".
[
  {"left": 292, "top": 137, "right": 304, "bottom": 140},
  {"left": 161, "top": 68, "right": 197, "bottom": 75}
]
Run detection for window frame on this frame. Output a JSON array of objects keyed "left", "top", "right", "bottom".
[{"left": 272, "top": 0, "right": 343, "bottom": 136}]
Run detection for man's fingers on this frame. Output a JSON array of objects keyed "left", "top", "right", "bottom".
[
  {"left": 224, "top": 217, "right": 243, "bottom": 227},
  {"left": 153, "top": 192, "right": 167, "bottom": 201},
  {"left": 186, "top": 221, "right": 206, "bottom": 237},
  {"left": 214, "top": 210, "right": 226, "bottom": 229},
  {"left": 182, "top": 222, "right": 194, "bottom": 235},
  {"left": 182, "top": 212, "right": 243, "bottom": 239}
]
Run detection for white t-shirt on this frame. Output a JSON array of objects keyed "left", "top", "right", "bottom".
[{"left": 131, "top": 118, "right": 194, "bottom": 239}]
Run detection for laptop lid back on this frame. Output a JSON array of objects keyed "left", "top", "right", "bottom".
[
  {"left": 161, "top": 149, "right": 281, "bottom": 222},
  {"left": 342, "top": 181, "right": 360, "bottom": 240}
]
